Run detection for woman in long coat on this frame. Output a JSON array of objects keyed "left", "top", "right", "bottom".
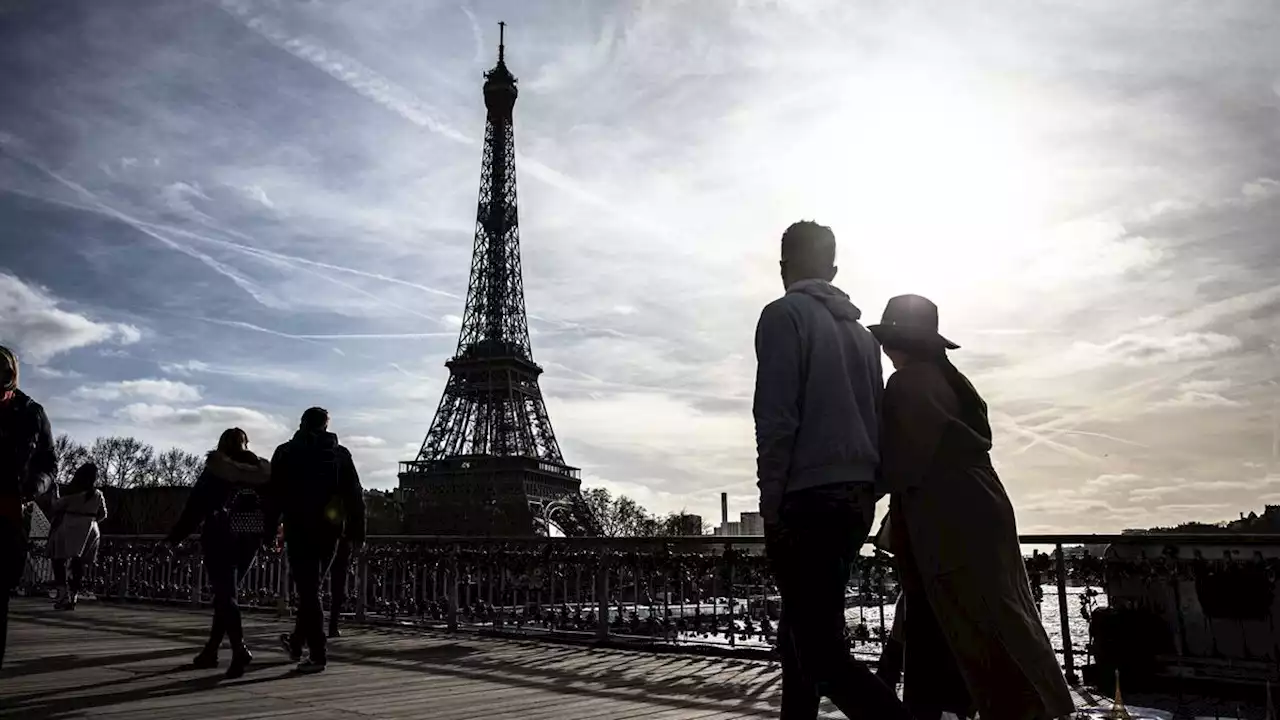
[{"left": 869, "top": 294, "right": 1075, "bottom": 720}]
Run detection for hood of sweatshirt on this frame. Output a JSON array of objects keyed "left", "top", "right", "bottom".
[
  {"left": 292, "top": 430, "right": 340, "bottom": 449},
  {"left": 787, "top": 279, "right": 863, "bottom": 323}
]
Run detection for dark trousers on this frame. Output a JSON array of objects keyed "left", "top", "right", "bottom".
[
  {"left": 328, "top": 539, "right": 350, "bottom": 633},
  {"left": 204, "top": 535, "right": 259, "bottom": 652},
  {"left": 766, "top": 484, "right": 913, "bottom": 720},
  {"left": 52, "top": 557, "right": 85, "bottom": 594},
  {"left": 286, "top": 535, "right": 338, "bottom": 662},
  {"left": 0, "top": 514, "right": 26, "bottom": 669}
]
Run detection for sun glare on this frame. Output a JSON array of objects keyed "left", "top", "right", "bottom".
[{"left": 799, "top": 65, "right": 1057, "bottom": 319}]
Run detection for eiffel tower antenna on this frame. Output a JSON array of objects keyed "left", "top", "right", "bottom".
[{"left": 399, "top": 25, "right": 581, "bottom": 535}]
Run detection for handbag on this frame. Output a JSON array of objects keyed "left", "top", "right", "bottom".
[{"left": 226, "top": 487, "right": 264, "bottom": 536}]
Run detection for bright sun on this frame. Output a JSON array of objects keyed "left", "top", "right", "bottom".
[{"left": 789, "top": 64, "right": 1057, "bottom": 321}]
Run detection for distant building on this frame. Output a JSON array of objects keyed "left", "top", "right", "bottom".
[
  {"left": 669, "top": 513, "right": 704, "bottom": 536},
  {"left": 739, "top": 512, "right": 764, "bottom": 536}
]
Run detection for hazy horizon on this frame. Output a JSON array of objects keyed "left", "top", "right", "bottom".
[{"left": 2, "top": 1, "right": 1278, "bottom": 533}]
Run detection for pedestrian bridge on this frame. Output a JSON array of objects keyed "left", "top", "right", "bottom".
[{"left": 0, "top": 600, "right": 1253, "bottom": 719}]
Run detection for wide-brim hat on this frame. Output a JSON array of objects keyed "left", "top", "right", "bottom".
[{"left": 867, "top": 294, "right": 960, "bottom": 350}]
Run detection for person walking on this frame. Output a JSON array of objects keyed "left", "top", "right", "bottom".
[
  {"left": 870, "top": 294, "right": 1074, "bottom": 720},
  {"left": 753, "top": 222, "right": 913, "bottom": 720},
  {"left": 0, "top": 345, "right": 56, "bottom": 670},
  {"left": 164, "top": 428, "right": 271, "bottom": 678},
  {"left": 265, "top": 407, "right": 365, "bottom": 673},
  {"left": 48, "top": 462, "right": 107, "bottom": 609}
]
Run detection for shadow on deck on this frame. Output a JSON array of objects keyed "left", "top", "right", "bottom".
[{"left": 0, "top": 600, "right": 1263, "bottom": 719}]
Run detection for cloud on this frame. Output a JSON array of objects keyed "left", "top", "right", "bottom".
[
  {"left": 345, "top": 435, "right": 387, "bottom": 448},
  {"left": 74, "top": 379, "right": 202, "bottom": 403},
  {"left": 1153, "top": 379, "right": 1243, "bottom": 410},
  {"left": 115, "top": 403, "right": 285, "bottom": 434},
  {"left": 1069, "top": 332, "right": 1243, "bottom": 368},
  {"left": 0, "top": 272, "right": 141, "bottom": 364}
]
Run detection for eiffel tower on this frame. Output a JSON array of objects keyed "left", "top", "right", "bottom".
[{"left": 398, "top": 24, "right": 584, "bottom": 536}]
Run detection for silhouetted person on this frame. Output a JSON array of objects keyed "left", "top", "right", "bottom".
[
  {"left": 265, "top": 407, "right": 365, "bottom": 673},
  {"left": 871, "top": 294, "right": 1073, "bottom": 720},
  {"left": 165, "top": 427, "right": 271, "bottom": 678},
  {"left": 0, "top": 345, "right": 56, "bottom": 670},
  {"left": 49, "top": 462, "right": 106, "bottom": 609},
  {"left": 753, "top": 223, "right": 911, "bottom": 720}
]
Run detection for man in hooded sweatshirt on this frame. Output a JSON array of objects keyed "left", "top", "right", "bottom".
[
  {"left": 0, "top": 345, "right": 56, "bottom": 670},
  {"left": 265, "top": 407, "right": 365, "bottom": 673},
  {"left": 753, "top": 222, "right": 911, "bottom": 720}
]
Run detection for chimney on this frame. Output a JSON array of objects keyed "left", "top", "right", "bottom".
[{"left": 721, "top": 493, "right": 729, "bottom": 526}]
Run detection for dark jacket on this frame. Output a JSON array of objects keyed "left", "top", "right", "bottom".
[
  {"left": 263, "top": 431, "right": 366, "bottom": 544},
  {"left": 753, "top": 279, "right": 883, "bottom": 525},
  {"left": 0, "top": 389, "right": 56, "bottom": 501},
  {"left": 166, "top": 450, "right": 271, "bottom": 544}
]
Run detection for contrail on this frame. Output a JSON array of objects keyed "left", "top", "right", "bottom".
[
  {"left": 2, "top": 147, "right": 282, "bottom": 308},
  {"left": 214, "top": 0, "right": 669, "bottom": 236},
  {"left": 216, "top": 0, "right": 469, "bottom": 143},
  {"left": 197, "top": 317, "right": 456, "bottom": 341},
  {"left": 1, "top": 178, "right": 462, "bottom": 307}
]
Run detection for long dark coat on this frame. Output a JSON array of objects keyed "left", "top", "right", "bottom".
[{"left": 882, "top": 358, "right": 1074, "bottom": 720}]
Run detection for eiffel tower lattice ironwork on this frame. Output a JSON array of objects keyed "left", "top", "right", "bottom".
[{"left": 398, "top": 23, "right": 584, "bottom": 535}]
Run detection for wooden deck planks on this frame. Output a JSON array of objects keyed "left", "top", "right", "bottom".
[
  {"left": 3, "top": 599, "right": 1264, "bottom": 719},
  {"left": 1, "top": 600, "right": 789, "bottom": 719}
]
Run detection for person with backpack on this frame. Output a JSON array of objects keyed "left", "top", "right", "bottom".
[
  {"left": 0, "top": 345, "right": 56, "bottom": 670},
  {"left": 163, "top": 427, "right": 271, "bottom": 679},
  {"left": 264, "top": 407, "right": 365, "bottom": 673}
]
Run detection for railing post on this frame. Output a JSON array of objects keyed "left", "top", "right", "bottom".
[
  {"left": 190, "top": 557, "right": 202, "bottom": 606},
  {"left": 1054, "top": 543, "right": 1077, "bottom": 684},
  {"left": 447, "top": 546, "right": 459, "bottom": 632},
  {"left": 277, "top": 549, "right": 290, "bottom": 618},
  {"left": 595, "top": 549, "right": 611, "bottom": 641},
  {"left": 355, "top": 550, "right": 367, "bottom": 622}
]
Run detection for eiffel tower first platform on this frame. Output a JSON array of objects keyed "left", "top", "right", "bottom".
[{"left": 399, "top": 25, "right": 582, "bottom": 536}]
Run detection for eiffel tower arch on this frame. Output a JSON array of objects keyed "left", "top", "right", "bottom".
[{"left": 399, "top": 24, "right": 584, "bottom": 536}]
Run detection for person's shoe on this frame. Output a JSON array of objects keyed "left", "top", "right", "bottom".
[
  {"left": 225, "top": 647, "right": 252, "bottom": 679},
  {"left": 278, "top": 633, "right": 302, "bottom": 663},
  {"left": 192, "top": 649, "right": 219, "bottom": 669},
  {"left": 294, "top": 659, "right": 326, "bottom": 674}
]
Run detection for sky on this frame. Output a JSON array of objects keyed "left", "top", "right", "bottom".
[{"left": 1, "top": 0, "right": 1278, "bottom": 533}]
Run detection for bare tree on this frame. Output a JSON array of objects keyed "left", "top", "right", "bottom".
[
  {"left": 90, "top": 436, "right": 156, "bottom": 488},
  {"left": 152, "top": 447, "right": 204, "bottom": 487},
  {"left": 53, "top": 434, "right": 91, "bottom": 486}
]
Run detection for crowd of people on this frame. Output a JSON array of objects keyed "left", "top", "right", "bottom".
[
  {"left": 754, "top": 221, "right": 1074, "bottom": 719},
  {"left": 3, "top": 218, "right": 1074, "bottom": 717},
  {"left": 0, "top": 342, "right": 366, "bottom": 677}
]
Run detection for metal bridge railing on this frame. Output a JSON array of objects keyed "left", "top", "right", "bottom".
[{"left": 21, "top": 532, "right": 1280, "bottom": 685}]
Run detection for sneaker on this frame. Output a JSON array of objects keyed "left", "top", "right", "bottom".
[
  {"left": 225, "top": 647, "right": 252, "bottom": 679},
  {"left": 191, "top": 650, "right": 220, "bottom": 670},
  {"left": 294, "top": 659, "right": 326, "bottom": 674},
  {"left": 278, "top": 633, "right": 301, "bottom": 663}
]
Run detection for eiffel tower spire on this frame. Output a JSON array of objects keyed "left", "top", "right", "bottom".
[{"left": 399, "top": 25, "right": 581, "bottom": 535}]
